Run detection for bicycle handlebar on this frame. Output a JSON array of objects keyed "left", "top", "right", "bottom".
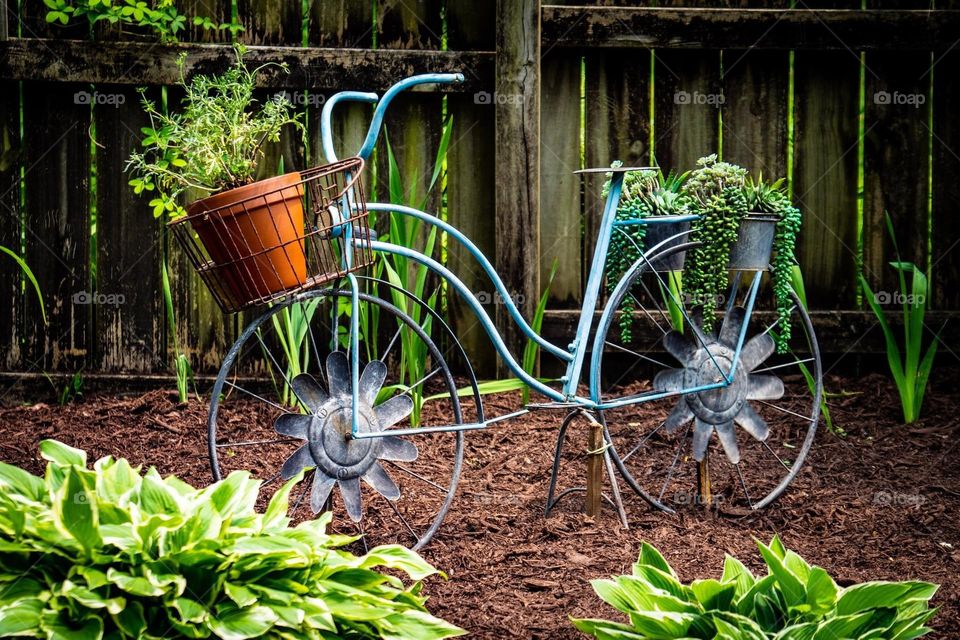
[{"left": 321, "top": 73, "right": 464, "bottom": 164}]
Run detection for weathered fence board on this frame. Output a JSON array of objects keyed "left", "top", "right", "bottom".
[
  {"left": 720, "top": 49, "right": 788, "bottom": 179},
  {"left": 495, "top": 0, "right": 541, "bottom": 359},
  {"left": 793, "top": 50, "right": 860, "bottom": 308},
  {"left": 541, "top": 7, "right": 960, "bottom": 50},
  {"left": 933, "top": 50, "right": 960, "bottom": 309},
  {"left": 93, "top": 85, "right": 163, "bottom": 373},
  {"left": 862, "top": 0, "right": 931, "bottom": 297},
  {"left": 21, "top": 82, "right": 91, "bottom": 372},
  {"left": 653, "top": 50, "right": 721, "bottom": 172},
  {"left": 446, "top": 0, "right": 497, "bottom": 373},
  {"left": 0, "top": 77, "right": 20, "bottom": 371},
  {"left": 584, "top": 49, "right": 652, "bottom": 296},
  {"left": 540, "top": 50, "right": 582, "bottom": 307}
]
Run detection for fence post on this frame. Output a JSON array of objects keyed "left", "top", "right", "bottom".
[
  {"left": 0, "top": 0, "right": 21, "bottom": 372},
  {"left": 495, "top": 0, "right": 540, "bottom": 367}
]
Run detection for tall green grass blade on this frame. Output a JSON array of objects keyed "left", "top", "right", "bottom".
[
  {"left": 1, "top": 245, "right": 46, "bottom": 325},
  {"left": 521, "top": 258, "right": 559, "bottom": 403}
]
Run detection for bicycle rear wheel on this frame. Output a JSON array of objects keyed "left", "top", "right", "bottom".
[{"left": 593, "top": 244, "right": 822, "bottom": 511}]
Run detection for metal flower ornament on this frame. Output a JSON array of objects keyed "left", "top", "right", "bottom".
[
  {"left": 274, "top": 351, "right": 418, "bottom": 521},
  {"left": 653, "top": 308, "right": 785, "bottom": 464}
]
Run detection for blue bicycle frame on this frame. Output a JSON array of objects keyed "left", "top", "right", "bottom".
[{"left": 317, "top": 73, "right": 762, "bottom": 438}]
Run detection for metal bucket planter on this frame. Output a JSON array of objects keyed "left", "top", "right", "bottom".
[
  {"left": 641, "top": 215, "right": 694, "bottom": 271},
  {"left": 728, "top": 213, "right": 778, "bottom": 271}
]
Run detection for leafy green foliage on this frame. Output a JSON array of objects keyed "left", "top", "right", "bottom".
[
  {"left": 860, "top": 213, "right": 939, "bottom": 424},
  {"left": 521, "top": 258, "right": 559, "bottom": 403},
  {"left": 162, "top": 260, "right": 193, "bottom": 404},
  {"left": 0, "top": 441, "right": 464, "bottom": 640},
  {"left": 126, "top": 45, "right": 303, "bottom": 219},
  {"left": 573, "top": 536, "right": 938, "bottom": 640},
  {"left": 0, "top": 245, "right": 45, "bottom": 324},
  {"left": 266, "top": 298, "right": 323, "bottom": 408},
  {"left": 744, "top": 175, "right": 802, "bottom": 354},
  {"left": 44, "top": 0, "right": 242, "bottom": 42},
  {"left": 682, "top": 155, "right": 748, "bottom": 334}
]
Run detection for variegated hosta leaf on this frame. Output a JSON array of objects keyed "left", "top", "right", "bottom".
[{"left": 0, "top": 440, "right": 464, "bottom": 640}]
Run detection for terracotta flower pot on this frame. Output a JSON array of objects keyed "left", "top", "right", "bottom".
[{"left": 188, "top": 172, "right": 306, "bottom": 305}]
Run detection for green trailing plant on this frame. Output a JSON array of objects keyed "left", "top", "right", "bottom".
[
  {"left": 860, "top": 213, "right": 939, "bottom": 424},
  {"left": 126, "top": 45, "right": 303, "bottom": 220},
  {"left": 59, "top": 371, "right": 84, "bottom": 406},
  {"left": 573, "top": 536, "right": 939, "bottom": 640},
  {"left": 521, "top": 257, "right": 559, "bottom": 404},
  {"left": 743, "top": 174, "right": 803, "bottom": 353},
  {"left": 161, "top": 260, "right": 193, "bottom": 404},
  {"left": 44, "top": 0, "right": 243, "bottom": 42},
  {"left": 0, "top": 440, "right": 464, "bottom": 640},
  {"left": 0, "top": 245, "right": 46, "bottom": 324},
  {"left": 682, "top": 154, "right": 748, "bottom": 334},
  {"left": 602, "top": 164, "right": 689, "bottom": 342}
]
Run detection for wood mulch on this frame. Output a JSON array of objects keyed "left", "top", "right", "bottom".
[{"left": 1, "top": 369, "right": 958, "bottom": 638}]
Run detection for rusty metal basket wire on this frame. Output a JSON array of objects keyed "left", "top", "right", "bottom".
[{"left": 169, "top": 157, "right": 372, "bottom": 314}]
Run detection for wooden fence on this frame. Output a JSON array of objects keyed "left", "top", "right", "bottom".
[{"left": 0, "top": 1, "right": 958, "bottom": 383}]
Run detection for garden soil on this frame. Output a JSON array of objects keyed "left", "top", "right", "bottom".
[{"left": 1, "top": 369, "right": 958, "bottom": 639}]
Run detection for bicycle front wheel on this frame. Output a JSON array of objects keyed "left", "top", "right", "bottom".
[{"left": 208, "top": 286, "right": 477, "bottom": 550}]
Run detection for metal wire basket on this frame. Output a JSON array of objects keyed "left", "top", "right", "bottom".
[{"left": 169, "top": 157, "right": 372, "bottom": 314}]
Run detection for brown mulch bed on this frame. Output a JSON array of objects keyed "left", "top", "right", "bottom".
[{"left": 1, "top": 369, "right": 958, "bottom": 638}]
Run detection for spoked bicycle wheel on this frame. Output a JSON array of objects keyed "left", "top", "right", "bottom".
[
  {"left": 592, "top": 243, "right": 822, "bottom": 512},
  {"left": 208, "top": 283, "right": 480, "bottom": 550}
]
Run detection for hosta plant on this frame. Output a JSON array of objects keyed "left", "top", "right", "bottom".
[
  {"left": 0, "top": 440, "right": 463, "bottom": 640},
  {"left": 573, "top": 536, "right": 938, "bottom": 640}
]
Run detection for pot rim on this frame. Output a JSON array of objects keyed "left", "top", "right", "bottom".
[{"left": 182, "top": 171, "right": 304, "bottom": 223}]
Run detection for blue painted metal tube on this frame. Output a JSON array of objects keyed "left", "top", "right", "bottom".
[
  {"left": 348, "top": 273, "right": 361, "bottom": 436},
  {"left": 725, "top": 269, "right": 764, "bottom": 381},
  {"left": 364, "top": 202, "right": 573, "bottom": 363},
  {"left": 361, "top": 239, "right": 568, "bottom": 403},
  {"left": 356, "top": 73, "right": 464, "bottom": 161},
  {"left": 561, "top": 172, "right": 625, "bottom": 397},
  {"left": 320, "top": 91, "right": 378, "bottom": 163}
]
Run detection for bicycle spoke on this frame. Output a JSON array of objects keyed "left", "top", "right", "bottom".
[
  {"left": 735, "top": 462, "right": 753, "bottom": 508},
  {"left": 762, "top": 440, "right": 792, "bottom": 471},
  {"left": 658, "top": 423, "right": 690, "bottom": 502},
  {"left": 384, "top": 461, "right": 449, "bottom": 494},
  {"left": 216, "top": 437, "right": 299, "bottom": 448},
  {"left": 382, "top": 324, "right": 404, "bottom": 362},
  {"left": 404, "top": 367, "right": 441, "bottom": 395},
  {"left": 756, "top": 400, "right": 813, "bottom": 422},
  {"left": 621, "top": 421, "right": 665, "bottom": 463},
  {"left": 382, "top": 493, "right": 420, "bottom": 544},
  {"left": 223, "top": 379, "right": 295, "bottom": 414},
  {"left": 605, "top": 341, "right": 671, "bottom": 369},
  {"left": 750, "top": 357, "right": 815, "bottom": 375}
]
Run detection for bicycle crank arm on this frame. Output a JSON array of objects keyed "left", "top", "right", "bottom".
[{"left": 350, "top": 409, "right": 529, "bottom": 439}]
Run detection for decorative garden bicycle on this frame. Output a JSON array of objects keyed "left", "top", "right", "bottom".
[{"left": 174, "top": 73, "right": 822, "bottom": 550}]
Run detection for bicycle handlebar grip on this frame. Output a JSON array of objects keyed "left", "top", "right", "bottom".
[{"left": 321, "top": 91, "right": 379, "bottom": 164}]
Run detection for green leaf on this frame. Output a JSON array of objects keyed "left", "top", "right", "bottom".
[
  {"left": 637, "top": 541, "right": 676, "bottom": 577},
  {"left": 721, "top": 555, "right": 756, "bottom": 598},
  {"left": 0, "top": 599, "right": 44, "bottom": 636},
  {"left": 208, "top": 605, "right": 278, "bottom": 640},
  {"left": 690, "top": 578, "right": 736, "bottom": 611},
  {"left": 836, "top": 582, "right": 914, "bottom": 615},
  {"left": 756, "top": 538, "right": 805, "bottom": 607},
  {"left": 40, "top": 610, "right": 104, "bottom": 640},
  {"left": 107, "top": 569, "right": 166, "bottom": 597},
  {"left": 804, "top": 567, "right": 838, "bottom": 615},
  {"left": 55, "top": 466, "right": 101, "bottom": 554},
  {"left": 0, "top": 246, "right": 46, "bottom": 324},
  {"left": 40, "top": 440, "right": 87, "bottom": 467},
  {"left": 0, "top": 461, "right": 45, "bottom": 501}
]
